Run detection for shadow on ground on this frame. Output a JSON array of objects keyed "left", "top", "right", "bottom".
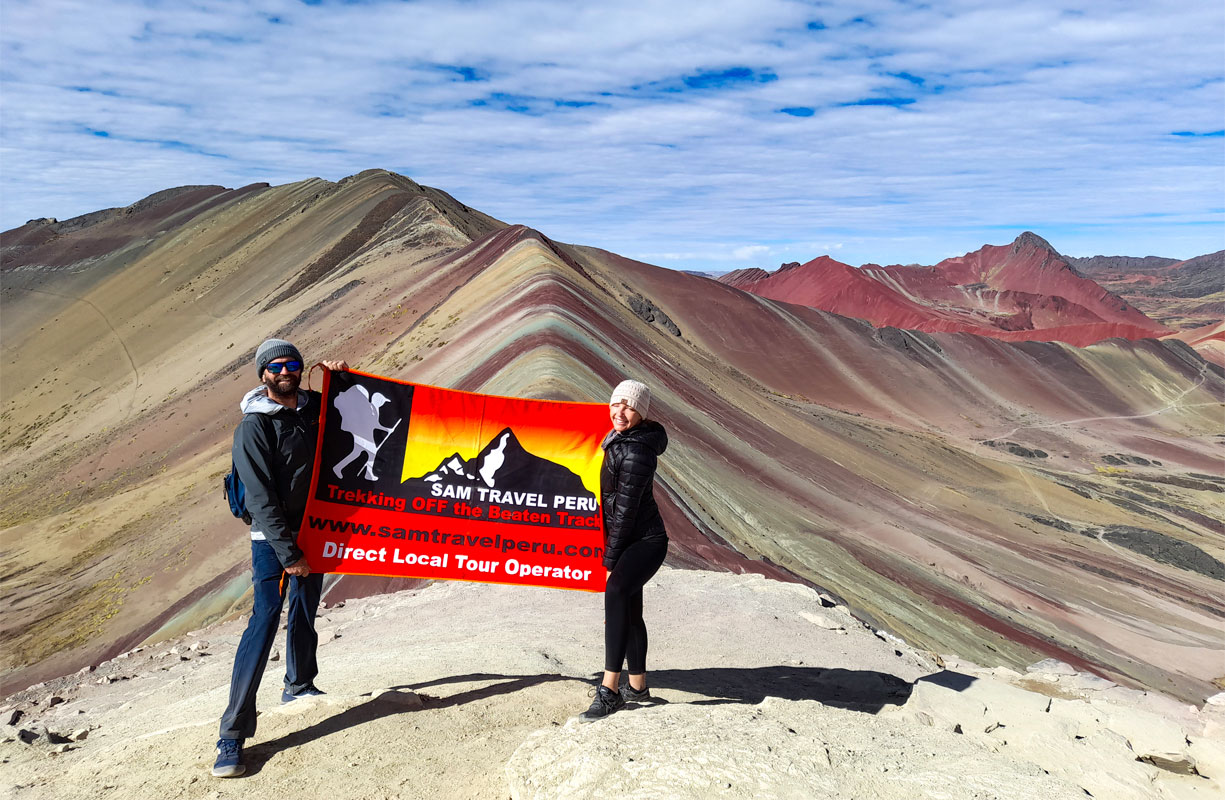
[
  {"left": 246, "top": 665, "right": 922, "bottom": 769},
  {"left": 245, "top": 672, "right": 576, "bottom": 772},
  {"left": 650, "top": 666, "right": 914, "bottom": 713}
]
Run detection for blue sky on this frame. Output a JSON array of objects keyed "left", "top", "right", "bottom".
[{"left": 1, "top": 0, "right": 1222, "bottom": 270}]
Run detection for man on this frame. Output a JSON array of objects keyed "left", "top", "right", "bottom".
[{"left": 212, "top": 338, "right": 348, "bottom": 778}]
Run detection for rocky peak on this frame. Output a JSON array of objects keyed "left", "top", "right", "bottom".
[{"left": 1010, "top": 231, "right": 1058, "bottom": 256}]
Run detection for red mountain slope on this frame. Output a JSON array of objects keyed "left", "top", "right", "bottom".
[{"left": 721, "top": 233, "right": 1172, "bottom": 346}]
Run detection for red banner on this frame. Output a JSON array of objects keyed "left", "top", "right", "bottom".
[{"left": 300, "top": 370, "right": 609, "bottom": 591}]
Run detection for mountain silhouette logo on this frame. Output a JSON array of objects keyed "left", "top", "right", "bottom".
[{"left": 405, "top": 427, "right": 594, "bottom": 500}]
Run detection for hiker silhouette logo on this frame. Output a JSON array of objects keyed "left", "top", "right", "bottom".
[
  {"left": 332, "top": 384, "right": 402, "bottom": 481},
  {"left": 316, "top": 373, "right": 413, "bottom": 497}
]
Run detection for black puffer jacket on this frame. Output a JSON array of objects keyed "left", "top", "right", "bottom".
[{"left": 600, "top": 419, "right": 668, "bottom": 569}]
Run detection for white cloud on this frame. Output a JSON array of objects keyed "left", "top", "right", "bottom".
[
  {"left": 0, "top": 0, "right": 1221, "bottom": 268},
  {"left": 731, "top": 244, "right": 772, "bottom": 260}
]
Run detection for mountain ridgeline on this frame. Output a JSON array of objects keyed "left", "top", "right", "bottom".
[{"left": 1, "top": 169, "right": 1222, "bottom": 705}]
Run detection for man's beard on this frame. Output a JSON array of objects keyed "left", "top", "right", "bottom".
[{"left": 263, "top": 371, "right": 300, "bottom": 400}]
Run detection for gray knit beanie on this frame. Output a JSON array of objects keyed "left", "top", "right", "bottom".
[{"left": 255, "top": 338, "right": 303, "bottom": 377}]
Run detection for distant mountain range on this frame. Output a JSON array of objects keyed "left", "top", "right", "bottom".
[
  {"left": 722, "top": 232, "right": 1219, "bottom": 349},
  {"left": 1067, "top": 250, "right": 1224, "bottom": 331},
  {"left": 1, "top": 169, "right": 1221, "bottom": 705}
]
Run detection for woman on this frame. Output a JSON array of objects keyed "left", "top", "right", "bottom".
[{"left": 579, "top": 379, "right": 669, "bottom": 721}]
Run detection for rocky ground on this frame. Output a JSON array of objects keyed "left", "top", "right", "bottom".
[{"left": 2, "top": 569, "right": 1221, "bottom": 800}]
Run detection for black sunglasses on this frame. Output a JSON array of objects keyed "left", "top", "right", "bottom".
[{"left": 265, "top": 360, "right": 303, "bottom": 374}]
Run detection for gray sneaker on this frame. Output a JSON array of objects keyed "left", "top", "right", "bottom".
[
  {"left": 620, "top": 683, "right": 651, "bottom": 703},
  {"left": 281, "top": 685, "right": 325, "bottom": 704},
  {"left": 577, "top": 685, "right": 625, "bottom": 722}
]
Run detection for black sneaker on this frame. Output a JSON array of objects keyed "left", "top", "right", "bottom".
[
  {"left": 281, "top": 685, "right": 326, "bottom": 704},
  {"left": 620, "top": 683, "right": 651, "bottom": 703},
  {"left": 577, "top": 685, "right": 625, "bottom": 722},
  {"left": 211, "top": 738, "right": 245, "bottom": 778}
]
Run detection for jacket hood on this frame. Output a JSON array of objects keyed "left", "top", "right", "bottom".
[
  {"left": 240, "top": 386, "right": 308, "bottom": 415},
  {"left": 604, "top": 418, "right": 668, "bottom": 455}
]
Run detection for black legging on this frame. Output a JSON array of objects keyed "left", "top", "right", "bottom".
[{"left": 604, "top": 537, "right": 668, "bottom": 674}]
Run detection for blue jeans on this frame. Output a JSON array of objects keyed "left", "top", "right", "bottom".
[{"left": 219, "top": 540, "right": 323, "bottom": 740}]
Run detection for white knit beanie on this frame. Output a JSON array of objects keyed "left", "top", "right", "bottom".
[{"left": 609, "top": 379, "right": 651, "bottom": 417}]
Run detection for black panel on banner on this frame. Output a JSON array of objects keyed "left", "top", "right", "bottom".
[{"left": 316, "top": 372, "right": 414, "bottom": 501}]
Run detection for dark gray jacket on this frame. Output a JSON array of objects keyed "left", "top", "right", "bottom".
[
  {"left": 232, "top": 386, "right": 322, "bottom": 568},
  {"left": 600, "top": 419, "right": 668, "bottom": 569}
]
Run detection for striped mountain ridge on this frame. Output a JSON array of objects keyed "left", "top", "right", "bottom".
[{"left": 1, "top": 170, "right": 1221, "bottom": 705}]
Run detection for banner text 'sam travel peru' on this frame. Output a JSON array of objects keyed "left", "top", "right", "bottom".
[{"left": 301, "top": 370, "right": 609, "bottom": 591}]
